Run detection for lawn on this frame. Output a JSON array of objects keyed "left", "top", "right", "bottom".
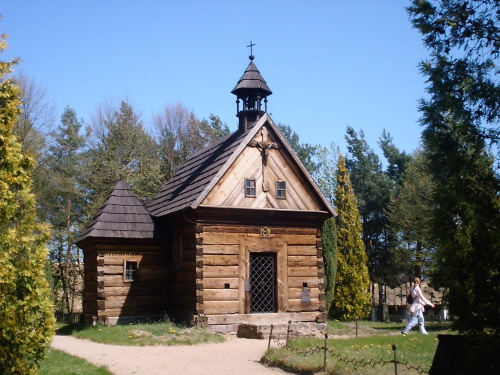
[
  {"left": 263, "top": 321, "right": 453, "bottom": 375},
  {"left": 39, "top": 348, "right": 112, "bottom": 375},
  {"left": 57, "top": 320, "right": 226, "bottom": 346}
]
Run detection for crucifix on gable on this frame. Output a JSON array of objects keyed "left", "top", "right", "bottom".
[{"left": 250, "top": 127, "right": 279, "bottom": 192}]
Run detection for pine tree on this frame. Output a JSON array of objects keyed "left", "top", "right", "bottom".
[
  {"left": 331, "top": 154, "right": 371, "bottom": 320},
  {"left": 0, "top": 33, "right": 55, "bottom": 374},
  {"left": 40, "top": 107, "right": 87, "bottom": 311},
  {"left": 386, "top": 150, "right": 436, "bottom": 280},
  {"left": 85, "top": 100, "right": 163, "bottom": 216}
]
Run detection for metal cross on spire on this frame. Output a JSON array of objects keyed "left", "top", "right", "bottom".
[{"left": 247, "top": 41, "right": 255, "bottom": 60}]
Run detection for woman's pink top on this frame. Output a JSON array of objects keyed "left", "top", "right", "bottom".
[{"left": 409, "top": 285, "right": 433, "bottom": 313}]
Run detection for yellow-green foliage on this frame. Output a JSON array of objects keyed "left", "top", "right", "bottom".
[
  {"left": 0, "top": 33, "right": 55, "bottom": 374},
  {"left": 332, "top": 155, "right": 371, "bottom": 320}
]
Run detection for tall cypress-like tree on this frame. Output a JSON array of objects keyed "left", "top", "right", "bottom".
[
  {"left": 315, "top": 144, "right": 338, "bottom": 316},
  {"left": 331, "top": 154, "right": 371, "bottom": 320},
  {"left": 322, "top": 217, "right": 337, "bottom": 316},
  {"left": 0, "top": 33, "right": 55, "bottom": 374}
]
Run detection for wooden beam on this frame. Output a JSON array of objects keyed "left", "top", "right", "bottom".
[{"left": 238, "top": 242, "right": 247, "bottom": 314}]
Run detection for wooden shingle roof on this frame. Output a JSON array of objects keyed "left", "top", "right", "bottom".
[
  {"left": 231, "top": 60, "right": 272, "bottom": 96},
  {"left": 148, "top": 113, "right": 337, "bottom": 218},
  {"left": 148, "top": 124, "right": 253, "bottom": 217},
  {"left": 76, "top": 180, "right": 162, "bottom": 243}
]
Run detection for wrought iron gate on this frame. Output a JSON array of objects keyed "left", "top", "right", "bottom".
[{"left": 250, "top": 253, "right": 277, "bottom": 313}]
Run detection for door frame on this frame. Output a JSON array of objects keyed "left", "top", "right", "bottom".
[{"left": 238, "top": 240, "right": 288, "bottom": 314}]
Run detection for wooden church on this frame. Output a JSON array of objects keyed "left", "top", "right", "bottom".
[{"left": 76, "top": 54, "right": 336, "bottom": 332}]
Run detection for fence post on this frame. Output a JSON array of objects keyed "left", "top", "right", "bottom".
[
  {"left": 323, "top": 333, "right": 328, "bottom": 373},
  {"left": 392, "top": 344, "right": 398, "bottom": 375},
  {"left": 286, "top": 320, "right": 291, "bottom": 347},
  {"left": 268, "top": 324, "right": 274, "bottom": 350},
  {"left": 356, "top": 318, "right": 358, "bottom": 338}
]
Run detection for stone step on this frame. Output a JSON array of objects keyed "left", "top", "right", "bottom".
[{"left": 237, "top": 322, "right": 326, "bottom": 339}]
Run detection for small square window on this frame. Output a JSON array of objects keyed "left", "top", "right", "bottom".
[
  {"left": 124, "top": 261, "right": 138, "bottom": 281},
  {"left": 245, "top": 178, "right": 256, "bottom": 197},
  {"left": 276, "top": 181, "right": 286, "bottom": 199}
]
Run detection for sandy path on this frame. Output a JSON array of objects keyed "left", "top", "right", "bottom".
[{"left": 52, "top": 334, "right": 286, "bottom": 375}]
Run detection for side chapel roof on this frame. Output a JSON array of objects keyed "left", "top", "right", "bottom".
[
  {"left": 148, "top": 113, "right": 336, "bottom": 217},
  {"left": 76, "top": 180, "right": 161, "bottom": 244}
]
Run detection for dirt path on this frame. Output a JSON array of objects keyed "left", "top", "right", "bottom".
[{"left": 52, "top": 334, "right": 286, "bottom": 375}]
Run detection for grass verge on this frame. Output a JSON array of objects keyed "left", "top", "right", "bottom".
[
  {"left": 57, "top": 321, "right": 226, "bottom": 346},
  {"left": 263, "top": 321, "right": 453, "bottom": 375},
  {"left": 40, "top": 348, "right": 112, "bottom": 375}
]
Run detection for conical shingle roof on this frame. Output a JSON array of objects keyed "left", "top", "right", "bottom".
[
  {"left": 231, "top": 60, "right": 272, "bottom": 96},
  {"left": 76, "top": 180, "right": 160, "bottom": 243}
]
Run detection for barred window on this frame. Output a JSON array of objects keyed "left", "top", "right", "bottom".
[
  {"left": 276, "top": 181, "right": 286, "bottom": 199},
  {"left": 245, "top": 178, "right": 256, "bottom": 197},
  {"left": 124, "top": 261, "right": 138, "bottom": 281}
]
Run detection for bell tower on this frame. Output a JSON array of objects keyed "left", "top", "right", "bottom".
[{"left": 231, "top": 44, "right": 272, "bottom": 132}]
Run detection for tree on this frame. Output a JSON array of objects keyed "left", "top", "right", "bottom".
[
  {"left": 322, "top": 217, "right": 337, "bottom": 316},
  {"left": 331, "top": 154, "right": 371, "bottom": 320},
  {"left": 278, "top": 124, "right": 321, "bottom": 174},
  {"left": 409, "top": 0, "right": 500, "bottom": 336},
  {"left": 314, "top": 144, "right": 339, "bottom": 316},
  {"left": 40, "top": 107, "right": 86, "bottom": 312},
  {"left": 153, "top": 104, "right": 226, "bottom": 180},
  {"left": 386, "top": 150, "right": 436, "bottom": 281},
  {"left": 424, "top": 115, "right": 500, "bottom": 334},
  {"left": 14, "top": 72, "right": 56, "bottom": 157},
  {"left": 0, "top": 33, "right": 55, "bottom": 373},
  {"left": 379, "top": 130, "right": 412, "bottom": 185},
  {"left": 200, "top": 114, "right": 231, "bottom": 141},
  {"left": 85, "top": 100, "right": 164, "bottom": 218},
  {"left": 408, "top": 0, "right": 500, "bottom": 165},
  {"left": 345, "top": 126, "right": 395, "bottom": 319}
]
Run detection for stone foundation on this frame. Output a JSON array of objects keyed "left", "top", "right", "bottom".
[{"left": 208, "top": 321, "right": 327, "bottom": 338}]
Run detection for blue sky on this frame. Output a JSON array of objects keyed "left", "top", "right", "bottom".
[{"left": 2, "top": 1, "right": 429, "bottom": 159}]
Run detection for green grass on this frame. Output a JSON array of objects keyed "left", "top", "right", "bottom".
[
  {"left": 263, "top": 321, "right": 454, "bottom": 375},
  {"left": 39, "top": 348, "right": 112, "bottom": 375},
  {"left": 58, "top": 321, "right": 226, "bottom": 346}
]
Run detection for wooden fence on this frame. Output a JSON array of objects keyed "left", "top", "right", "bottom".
[{"left": 55, "top": 310, "right": 83, "bottom": 324}]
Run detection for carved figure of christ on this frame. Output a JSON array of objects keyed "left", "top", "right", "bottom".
[{"left": 249, "top": 127, "right": 278, "bottom": 192}]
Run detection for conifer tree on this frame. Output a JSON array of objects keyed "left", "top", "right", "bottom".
[
  {"left": 0, "top": 32, "right": 55, "bottom": 374},
  {"left": 315, "top": 144, "right": 338, "bottom": 316},
  {"left": 322, "top": 217, "right": 337, "bottom": 315},
  {"left": 409, "top": 0, "right": 500, "bottom": 337},
  {"left": 85, "top": 100, "right": 163, "bottom": 217},
  {"left": 40, "top": 107, "right": 86, "bottom": 311},
  {"left": 331, "top": 154, "right": 371, "bottom": 320}
]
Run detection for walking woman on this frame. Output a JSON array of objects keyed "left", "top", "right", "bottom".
[{"left": 402, "top": 277, "right": 435, "bottom": 335}]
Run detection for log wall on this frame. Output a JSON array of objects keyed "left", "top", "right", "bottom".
[
  {"left": 195, "top": 224, "right": 326, "bottom": 325},
  {"left": 168, "top": 225, "right": 197, "bottom": 319},
  {"left": 82, "top": 242, "right": 168, "bottom": 323},
  {"left": 83, "top": 249, "right": 98, "bottom": 316}
]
